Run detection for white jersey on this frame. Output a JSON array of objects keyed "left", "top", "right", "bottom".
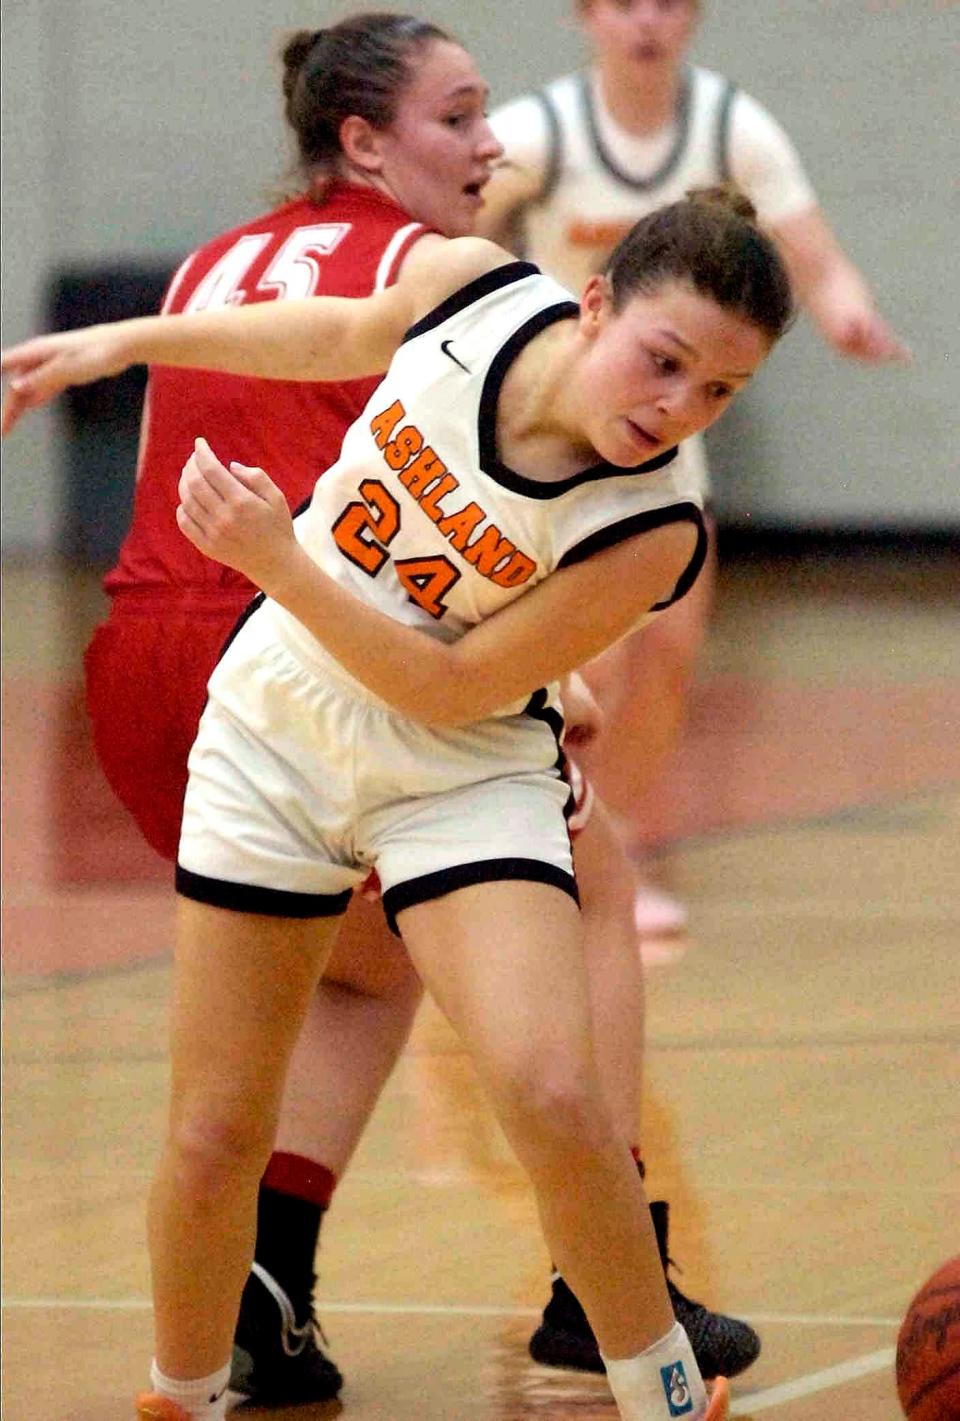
[
  {"left": 490, "top": 64, "right": 817, "bottom": 297},
  {"left": 489, "top": 66, "right": 816, "bottom": 499},
  {"left": 272, "top": 261, "right": 706, "bottom": 717}
]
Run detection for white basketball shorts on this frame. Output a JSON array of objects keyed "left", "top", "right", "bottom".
[{"left": 176, "top": 601, "right": 578, "bottom": 932}]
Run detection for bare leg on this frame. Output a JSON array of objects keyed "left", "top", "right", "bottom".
[
  {"left": 267, "top": 811, "right": 640, "bottom": 1183},
  {"left": 397, "top": 881, "right": 672, "bottom": 1360},
  {"left": 271, "top": 799, "right": 640, "bottom": 1179},
  {"left": 274, "top": 892, "right": 423, "bottom": 1174},
  {"left": 574, "top": 798, "right": 645, "bottom": 1147},
  {"left": 148, "top": 900, "right": 341, "bottom": 1377},
  {"left": 581, "top": 532, "right": 717, "bottom": 832}
]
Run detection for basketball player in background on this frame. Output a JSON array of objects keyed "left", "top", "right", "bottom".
[{"left": 479, "top": 0, "right": 908, "bottom": 937}]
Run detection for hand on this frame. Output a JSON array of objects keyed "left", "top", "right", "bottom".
[
  {"left": 830, "top": 309, "right": 911, "bottom": 364},
  {"left": 1, "top": 325, "right": 132, "bottom": 434},
  {"left": 176, "top": 437, "right": 297, "bottom": 592}
]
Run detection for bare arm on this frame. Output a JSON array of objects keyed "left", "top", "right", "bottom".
[
  {"left": 474, "top": 159, "right": 543, "bottom": 247},
  {"left": 725, "top": 90, "right": 909, "bottom": 365},
  {"left": 772, "top": 206, "right": 910, "bottom": 363},
  {"left": 475, "top": 93, "right": 551, "bottom": 248},
  {"left": 0, "top": 235, "right": 507, "bottom": 434},
  {"left": 178, "top": 440, "right": 697, "bottom": 727}
]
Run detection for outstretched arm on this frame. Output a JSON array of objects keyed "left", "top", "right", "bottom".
[
  {"left": 726, "top": 91, "right": 909, "bottom": 365},
  {"left": 772, "top": 206, "right": 910, "bottom": 364},
  {"left": 0, "top": 235, "right": 505, "bottom": 434},
  {"left": 178, "top": 439, "right": 697, "bottom": 727},
  {"left": 0, "top": 292, "right": 406, "bottom": 435}
]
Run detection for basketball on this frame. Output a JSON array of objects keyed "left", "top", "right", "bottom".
[{"left": 896, "top": 1256, "right": 960, "bottom": 1421}]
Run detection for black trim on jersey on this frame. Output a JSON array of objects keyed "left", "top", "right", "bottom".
[
  {"left": 381, "top": 858, "right": 579, "bottom": 935},
  {"left": 558, "top": 502, "right": 708, "bottom": 611},
  {"left": 402, "top": 262, "right": 540, "bottom": 344},
  {"left": 655, "top": 506, "right": 708, "bottom": 609},
  {"left": 715, "top": 80, "right": 738, "bottom": 182},
  {"left": 478, "top": 304, "right": 679, "bottom": 498},
  {"left": 533, "top": 89, "right": 563, "bottom": 204},
  {"left": 215, "top": 590, "right": 266, "bottom": 665},
  {"left": 523, "top": 686, "right": 575, "bottom": 822},
  {"left": 579, "top": 67, "right": 693, "bottom": 192},
  {"left": 175, "top": 864, "right": 353, "bottom": 919},
  {"left": 211, "top": 490, "right": 316, "bottom": 669}
]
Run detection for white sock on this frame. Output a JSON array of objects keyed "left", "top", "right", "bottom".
[
  {"left": 148, "top": 1360, "right": 231, "bottom": 1420},
  {"left": 602, "top": 1321, "right": 708, "bottom": 1419}
]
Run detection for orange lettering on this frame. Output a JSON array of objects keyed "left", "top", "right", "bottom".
[
  {"left": 419, "top": 473, "right": 460, "bottom": 521},
  {"left": 384, "top": 424, "right": 423, "bottom": 470},
  {"left": 490, "top": 550, "right": 536, "bottom": 588},
  {"left": 330, "top": 478, "right": 400, "bottom": 576},
  {"left": 395, "top": 555, "right": 461, "bottom": 620},
  {"left": 567, "top": 219, "right": 633, "bottom": 249},
  {"left": 462, "top": 524, "right": 516, "bottom": 576},
  {"left": 436, "top": 502, "right": 485, "bottom": 550},
  {"left": 370, "top": 398, "right": 405, "bottom": 450},
  {"left": 398, "top": 447, "right": 446, "bottom": 496}
]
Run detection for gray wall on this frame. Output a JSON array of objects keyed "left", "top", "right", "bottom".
[{"left": 2, "top": 0, "right": 957, "bottom": 553}]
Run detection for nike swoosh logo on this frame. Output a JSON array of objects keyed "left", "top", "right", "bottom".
[
  {"left": 280, "top": 1315, "right": 313, "bottom": 1357},
  {"left": 441, "top": 339, "right": 470, "bottom": 373},
  {"left": 250, "top": 1260, "right": 313, "bottom": 1358}
]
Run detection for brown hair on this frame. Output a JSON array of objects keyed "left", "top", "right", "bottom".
[
  {"left": 576, "top": 0, "right": 701, "bottom": 12},
  {"left": 281, "top": 13, "right": 453, "bottom": 190},
  {"left": 604, "top": 184, "right": 794, "bottom": 343}
]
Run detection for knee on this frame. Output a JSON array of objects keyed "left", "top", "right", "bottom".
[
  {"left": 166, "top": 1105, "right": 273, "bottom": 1205},
  {"left": 494, "top": 1047, "right": 610, "bottom": 1158}
]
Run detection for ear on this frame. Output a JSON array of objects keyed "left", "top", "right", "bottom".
[
  {"left": 579, "top": 273, "right": 612, "bottom": 336},
  {"left": 339, "top": 114, "right": 386, "bottom": 176}
]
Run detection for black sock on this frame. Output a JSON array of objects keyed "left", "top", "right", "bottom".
[{"left": 253, "top": 1185, "right": 326, "bottom": 1322}]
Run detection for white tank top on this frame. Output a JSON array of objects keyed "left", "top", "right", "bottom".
[
  {"left": 489, "top": 66, "right": 816, "bottom": 498},
  {"left": 272, "top": 262, "right": 707, "bottom": 714},
  {"left": 491, "top": 64, "right": 816, "bottom": 297}
]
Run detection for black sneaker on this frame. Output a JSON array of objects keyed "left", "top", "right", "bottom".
[
  {"left": 230, "top": 1261, "right": 344, "bottom": 1406},
  {"left": 528, "top": 1200, "right": 760, "bottom": 1381}
]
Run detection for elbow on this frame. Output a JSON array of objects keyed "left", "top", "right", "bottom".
[
  {"left": 407, "top": 663, "right": 494, "bottom": 728},
  {"left": 386, "top": 641, "right": 521, "bottom": 726},
  {"left": 411, "top": 694, "right": 479, "bottom": 730}
]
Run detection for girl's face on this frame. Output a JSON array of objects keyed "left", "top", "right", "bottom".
[
  {"left": 573, "top": 277, "right": 770, "bottom": 467},
  {"left": 580, "top": 0, "right": 699, "bottom": 76},
  {"left": 373, "top": 41, "right": 503, "bottom": 237}
]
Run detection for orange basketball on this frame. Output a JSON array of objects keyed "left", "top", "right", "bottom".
[{"left": 896, "top": 1256, "right": 960, "bottom": 1421}]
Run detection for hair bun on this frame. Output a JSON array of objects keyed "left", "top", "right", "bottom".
[
  {"left": 281, "top": 29, "right": 322, "bottom": 103},
  {"left": 687, "top": 182, "right": 758, "bottom": 226}
]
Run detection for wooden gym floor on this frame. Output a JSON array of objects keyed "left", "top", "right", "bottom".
[{"left": 2, "top": 544, "right": 958, "bottom": 1420}]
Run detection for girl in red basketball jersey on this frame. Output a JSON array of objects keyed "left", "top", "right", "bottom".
[
  {"left": 4, "top": 12, "right": 751, "bottom": 1410},
  {"left": 78, "top": 15, "right": 502, "bottom": 1406}
]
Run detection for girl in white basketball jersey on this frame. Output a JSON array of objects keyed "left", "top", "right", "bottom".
[
  {"left": 5, "top": 16, "right": 756, "bottom": 1403},
  {"left": 480, "top": 0, "right": 909, "bottom": 934},
  {"left": 3, "top": 189, "right": 792, "bottom": 1421}
]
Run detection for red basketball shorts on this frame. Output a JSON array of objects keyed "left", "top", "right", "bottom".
[
  {"left": 85, "top": 591, "right": 598, "bottom": 869},
  {"left": 84, "top": 591, "right": 251, "bottom": 861}
]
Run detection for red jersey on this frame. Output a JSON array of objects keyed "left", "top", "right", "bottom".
[{"left": 106, "top": 182, "right": 430, "bottom": 596}]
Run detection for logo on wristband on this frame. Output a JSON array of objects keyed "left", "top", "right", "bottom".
[{"left": 660, "top": 1359, "right": 694, "bottom": 1416}]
